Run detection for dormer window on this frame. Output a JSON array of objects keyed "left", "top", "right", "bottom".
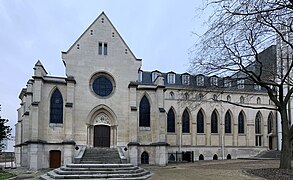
[
  {"left": 224, "top": 79, "right": 232, "bottom": 88},
  {"left": 152, "top": 71, "right": 161, "bottom": 82},
  {"left": 196, "top": 76, "right": 204, "bottom": 86},
  {"left": 167, "top": 73, "right": 176, "bottom": 84},
  {"left": 182, "top": 74, "right": 190, "bottom": 85},
  {"left": 210, "top": 77, "right": 218, "bottom": 86},
  {"left": 138, "top": 70, "right": 143, "bottom": 82},
  {"left": 237, "top": 79, "right": 245, "bottom": 89},
  {"left": 254, "top": 83, "right": 261, "bottom": 91}
]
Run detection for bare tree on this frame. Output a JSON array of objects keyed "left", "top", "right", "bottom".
[{"left": 190, "top": 0, "right": 293, "bottom": 169}]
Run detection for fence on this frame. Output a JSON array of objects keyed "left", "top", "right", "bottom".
[{"left": 0, "top": 152, "right": 15, "bottom": 169}]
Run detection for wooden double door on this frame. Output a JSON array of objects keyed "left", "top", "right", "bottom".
[{"left": 94, "top": 125, "right": 110, "bottom": 147}]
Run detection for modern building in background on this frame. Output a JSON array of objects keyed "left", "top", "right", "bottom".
[{"left": 15, "top": 12, "right": 277, "bottom": 169}]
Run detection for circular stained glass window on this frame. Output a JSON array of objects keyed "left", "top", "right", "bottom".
[{"left": 92, "top": 75, "right": 113, "bottom": 97}]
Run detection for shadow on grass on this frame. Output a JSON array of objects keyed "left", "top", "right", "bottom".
[{"left": 0, "top": 170, "right": 16, "bottom": 179}]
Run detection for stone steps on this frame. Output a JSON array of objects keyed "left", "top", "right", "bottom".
[
  {"left": 40, "top": 163, "right": 152, "bottom": 179},
  {"left": 80, "top": 148, "right": 122, "bottom": 164}
]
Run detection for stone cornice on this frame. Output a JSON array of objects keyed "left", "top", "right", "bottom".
[
  {"left": 66, "top": 76, "right": 76, "bottom": 84},
  {"left": 127, "top": 142, "right": 140, "bottom": 146}
]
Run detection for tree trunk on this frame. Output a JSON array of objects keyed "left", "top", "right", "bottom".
[{"left": 279, "top": 108, "right": 292, "bottom": 169}]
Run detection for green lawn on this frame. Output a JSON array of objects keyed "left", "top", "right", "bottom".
[{"left": 0, "top": 170, "right": 16, "bottom": 180}]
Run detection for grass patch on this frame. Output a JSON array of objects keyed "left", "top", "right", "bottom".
[{"left": 0, "top": 170, "right": 16, "bottom": 179}]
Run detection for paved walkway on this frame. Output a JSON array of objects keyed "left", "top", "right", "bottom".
[
  {"left": 3, "top": 159, "right": 284, "bottom": 179},
  {"left": 144, "top": 159, "right": 282, "bottom": 180}
]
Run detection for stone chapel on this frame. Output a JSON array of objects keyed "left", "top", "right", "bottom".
[{"left": 15, "top": 12, "right": 277, "bottom": 169}]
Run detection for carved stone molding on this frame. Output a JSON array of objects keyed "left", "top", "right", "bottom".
[{"left": 94, "top": 113, "right": 111, "bottom": 126}]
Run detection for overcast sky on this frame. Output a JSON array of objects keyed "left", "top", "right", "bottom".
[{"left": 0, "top": 0, "right": 209, "bottom": 149}]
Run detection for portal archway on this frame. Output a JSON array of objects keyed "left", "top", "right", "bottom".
[{"left": 87, "top": 105, "right": 117, "bottom": 148}]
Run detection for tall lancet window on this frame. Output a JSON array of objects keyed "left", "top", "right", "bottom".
[
  {"left": 197, "top": 110, "right": 204, "bottom": 133},
  {"left": 50, "top": 89, "right": 63, "bottom": 124},
  {"left": 211, "top": 110, "right": 218, "bottom": 133},
  {"left": 238, "top": 111, "right": 245, "bottom": 134},
  {"left": 225, "top": 111, "right": 232, "bottom": 133},
  {"left": 139, "top": 95, "right": 150, "bottom": 127},
  {"left": 167, "top": 108, "right": 175, "bottom": 133},
  {"left": 182, "top": 109, "right": 190, "bottom": 133}
]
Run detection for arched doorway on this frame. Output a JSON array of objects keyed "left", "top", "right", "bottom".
[
  {"left": 94, "top": 125, "right": 110, "bottom": 147},
  {"left": 141, "top": 151, "right": 149, "bottom": 164},
  {"left": 199, "top": 154, "right": 204, "bottom": 160},
  {"left": 213, "top": 154, "right": 218, "bottom": 160},
  {"left": 87, "top": 107, "right": 118, "bottom": 148}
]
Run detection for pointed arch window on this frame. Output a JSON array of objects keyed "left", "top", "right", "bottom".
[
  {"left": 240, "top": 96, "right": 245, "bottom": 104},
  {"left": 225, "top": 111, "right": 232, "bottom": 133},
  {"left": 211, "top": 110, "right": 218, "bottom": 133},
  {"left": 238, "top": 111, "right": 245, "bottom": 134},
  {"left": 139, "top": 96, "right": 150, "bottom": 127},
  {"left": 268, "top": 112, "right": 273, "bottom": 134},
  {"left": 50, "top": 89, "right": 63, "bottom": 124},
  {"left": 169, "top": 91, "right": 175, "bottom": 99},
  {"left": 182, "top": 109, "right": 190, "bottom": 133},
  {"left": 227, "top": 95, "right": 231, "bottom": 102},
  {"left": 197, "top": 110, "right": 204, "bottom": 133},
  {"left": 255, "top": 112, "right": 262, "bottom": 134},
  {"left": 257, "top": 97, "right": 261, "bottom": 104},
  {"left": 255, "top": 111, "right": 262, "bottom": 146},
  {"left": 167, "top": 108, "right": 175, "bottom": 133}
]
